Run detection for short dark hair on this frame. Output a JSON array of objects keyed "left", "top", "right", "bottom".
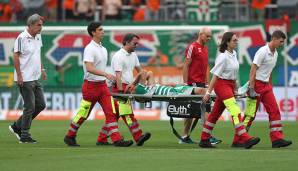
[
  {"left": 271, "top": 30, "right": 286, "bottom": 40},
  {"left": 87, "top": 22, "right": 102, "bottom": 37},
  {"left": 219, "top": 31, "right": 235, "bottom": 53},
  {"left": 122, "top": 33, "right": 140, "bottom": 46}
]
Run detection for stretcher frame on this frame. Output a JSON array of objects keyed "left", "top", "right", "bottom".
[{"left": 112, "top": 93, "right": 247, "bottom": 141}]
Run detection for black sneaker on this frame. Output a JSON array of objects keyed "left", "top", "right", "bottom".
[
  {"left": 272, "top": 139, "right": 292, "bottom": 148},
  {"left": 178, "top": 136, "right": 195, "bottom": 144},
  {"left": 96, "top": 141, "right": 111, "bottom": 146},
  {"left": 136, "top": 132, "right": 151, "bottom": 146},
  {"left": 210, "top": 136, "right": 222, "bottom": 145},
  {"left": 64, "top": 136, "right": 80, "bottom": 147},
  {"left": 9, "top": 124, "right": 21, "bottom": 140},
  {"left": 19, "top": 137, "right": 37, "bottom": 144},
  {"left": 113, "top": 139, "right": 133, "bottom": 147},
  {"left": 199, "top": 139, "right": 215, "bottom": 148},
  {"left": 244, "top": 137, "right": 260, "bottom": 149},
  {"left": 231, "top": 142, "right": 245, "bottom": 148}
]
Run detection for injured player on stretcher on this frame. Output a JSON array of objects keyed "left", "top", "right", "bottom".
[
  {"left": 123, "top": 70, "right": 248, "bottom": 97},
  {"left": 124, "top": 71, "right": 207, "bottom": 96}
]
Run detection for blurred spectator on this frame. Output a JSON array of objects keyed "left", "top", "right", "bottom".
[
  {"left": 9, "top": 0, "right": 23, "bottom": 22},
  {"left": 95, "top": 0, "right": 103, "bottom": 5},
  {"left": 132, "top": 3, "right": 145, "bottom": 22},
  {"left": 251, "top": 0, "right": 271, "bottom": 21},
  {"left": 145, "top": 0, "right": 160, "bottom": 21},
  {"left": 131, "top": 0, "right": 145, "bottom": 5},
  {"left": 0, "top": 0, "right": 12, "bottom": 22},
  {"left": 73, "top": 0, "right": 96, "bottom": 21},
  {"left": 64, "top": 0, "right": 75, "bottom": 20},
  {"left": 101, "top": 0, "right": 122, "bottom": 21},
  {"left": 20, "top": 0, "right": 46, "bottom": 20},
  {"left": 46, "top": 0, "right": 57, "bottom": 21},
  {"left": 165, "top": 0, "right": 185, "bottom": 21},
  {"left": 277, "top": 0, "right": 298, "bottom": 20},
  {"left": 147, "top": 49, "right": 169, "bottom": 66},
  {"left": 123, "top": 0, "right": 130, "bottom": 5}
]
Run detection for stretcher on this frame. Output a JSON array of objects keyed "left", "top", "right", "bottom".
[{"left": 112, "top": 92, "right": 247, "bottom": 141}]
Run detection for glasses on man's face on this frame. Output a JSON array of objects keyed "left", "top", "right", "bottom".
[{"left": 130, "top": 42, "right": 138, "bottom": 46}]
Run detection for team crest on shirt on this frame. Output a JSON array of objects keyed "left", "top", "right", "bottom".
[
  {"left": 110, "top": 31, "right": 160, "bottom": 64},
  {"left": 198, "top": 47, "right": 202, "bottom": 53},
  {"left": 0, "top": 32, "right": 19, "bottom": 65},
  {"left": 46, "top": 33, "right": 91, "bottom": 66},
  {"left": 283, "top": 32, "right": 298, "bottom": 65}
]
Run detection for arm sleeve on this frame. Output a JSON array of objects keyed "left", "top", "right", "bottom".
[
  {"left": 113, "top": 54, "right": 123, "bottom": 72},
  {"left": 39, "top": 34, "right": 43, "bottom": 47},
  {"left": 134, "top": 54, "right": 141, "bottom": 67},
  {"left": 184, "top": 44, "right": 194, "bottom": 59},
  {"left": 210, "top": 54, "right": 226, "bottom": 77},
  {"left": 83, "top": 46, "right": 94, "bottom": 63},
  {"left": 253, "top": 48, "right": 265, "bottom": 67},
  {"left": 14, "top": 36, "right": 23, "bottom": 53}
]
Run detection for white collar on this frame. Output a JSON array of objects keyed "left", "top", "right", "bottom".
[
  {"left": 225, "top": 50, "right": 235, "bottom": 57},
  {"left": 265, "top": 44, "right": 276, "bottom": 56},
  {"left": 91, "top": 40, "right": 102, "bottom": 47},
  {"left": 120, "top": 48, "right": 131, "bottom": 56}
]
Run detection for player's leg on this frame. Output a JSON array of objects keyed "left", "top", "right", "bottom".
[
  {"left": 261, "top": 89, "right": 292, "bottom": 148},
  {"left": 178, "top": 118, "right": 194, "bottom": 144},
  {"left": 118, "top": 100, "right": 151, "bottom": 146},
  {"left": 10, "top": 82, "right": 36, "bottom": 143},
  {"left": 64, "top": 81, "right": 96, "bottom": 146},
  {"left": 193, "top": 87, "right": 206, "bottom": 94},
  {"left": 223, "top": 96, "right": 260, "bottom": 149},
  {"left": 97, "top": 84, "right": 133, "bottom": 147},
  {"left": 234, "top": 95, "right": 259, "bottom": 146},
  {"left": 64, "top": 99, "right": 95, "bottom": 146},
  {"left": 32, "top": 80, "right": 46, "bottom": 119},
  {"left": 199, "top": 98, "right": 225, "bottom": 148},
  {"left": 124, "top": 115, "right": 151, "bottom": 146},
  {"left": 145, "top": 70, "right": 155, "bottom": 85},
  {"left": 242, "top": 97, "right": 259, "bottom": 131},
  {"left": 119, "top": 84, "right": 151, "bottom": 146}
]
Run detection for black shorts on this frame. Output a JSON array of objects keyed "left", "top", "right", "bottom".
[{"left": 189, "top": 83, "right": 211, "bottom": 113}]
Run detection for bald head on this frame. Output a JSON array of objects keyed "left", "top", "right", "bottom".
[
  {"left": 198, "top": 27, "right": 212, "bottom": 45},
  {"left": 199, "top": 27, "right": 212, "bottom": 35}
]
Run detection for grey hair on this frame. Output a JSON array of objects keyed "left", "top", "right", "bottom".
[{"left": 27, "top": 14, "right": 42, "bottom": 26}]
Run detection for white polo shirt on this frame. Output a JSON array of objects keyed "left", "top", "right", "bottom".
[
  {"left": 253, "top": 44, "right": 278, "bottom": 82},
  {"left": 83, "top": 40, "right": 108, "bottom": 81},
  {"left": 111, "top": 48, "right": 140, "bottom": 84},
  {"left": 211, "top": 50, "right": 239, "bottom": 80},
  {"left": 13, "top": 29, "right": 42, "bottom": 82}
]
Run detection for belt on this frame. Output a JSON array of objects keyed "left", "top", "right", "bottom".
[
  {"left": 256, "top": 80, "right": 269, "bottom": 84},
  {"left": 84, "top": 80, "right": 106, "bottom": 84},
  {"left": 218, "top": 78, "right": 235, "bottom": 81}
]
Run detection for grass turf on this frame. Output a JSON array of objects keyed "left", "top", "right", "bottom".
[{"left": 0, "top": 120, "right": 297, "bottom": 171}]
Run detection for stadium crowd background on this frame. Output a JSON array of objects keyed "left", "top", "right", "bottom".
[{"left": 0, "top": 0, "right": 298, "bottom": 23}]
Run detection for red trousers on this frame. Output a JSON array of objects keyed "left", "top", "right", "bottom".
[
  {"left": 201, "top": 79, "right": 251, "bottom": 142},
  {"left": 109, "top": 83, "right": 143, "bottom": 142},
  {"left": 253, "top": 80, "right": 284, "bottom": 142},
  {"left": 82, "top": 80, "right": 122, "bottom": 142}
]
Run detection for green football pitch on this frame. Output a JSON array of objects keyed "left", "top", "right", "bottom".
[{"left": 0, "top": 120, "right": 297, "bottom": 171}]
